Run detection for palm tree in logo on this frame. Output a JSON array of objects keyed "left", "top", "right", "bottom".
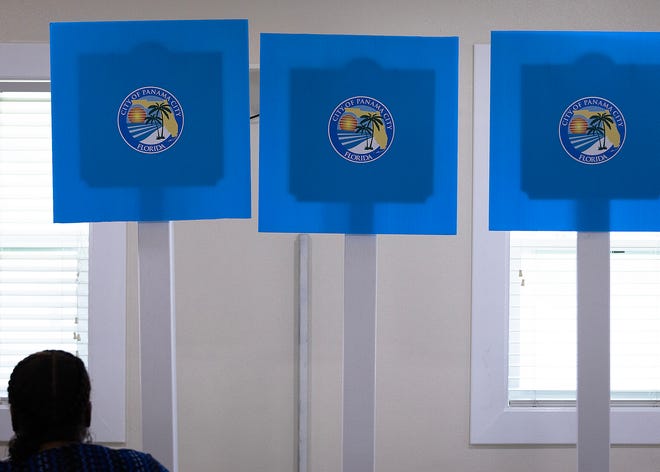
[
  {"left": 148, "top": 102, "right": 172, "bottom": 140},
  {"left": 355, "top": 124, "right": 373, "bottom": 150},
  {"left": 359, "top": 112, "right": 384, "bottom": 151},
  {"left": 589, "top": 112, "right": 614, "bottom": 150},
  {"left": 144, "top": 114, "right": 162, "bottom": 137},
  {"left": 586, "top": 124, "right": 604, "bottom": 150}
]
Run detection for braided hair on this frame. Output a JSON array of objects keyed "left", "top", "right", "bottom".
[{"left": 7, "top": 350, "right": 92, "bottom": 463}]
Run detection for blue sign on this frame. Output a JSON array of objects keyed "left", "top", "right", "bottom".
[
  {"left": 259, "top": 33, "right": 458, "bottom": 235},
  {"left": 50, "top": 20, "right": 251, "bottom": 222},
  {"left": 490, "top": 31, "right": 660, "bottom": 231}
]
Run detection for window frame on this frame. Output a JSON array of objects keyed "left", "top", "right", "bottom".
[
  {"left": 470, "top": 43, "right": 660, "bottom": 445},
  {"left": 0, "top": 43, "right": 126, "bottom": 443}
]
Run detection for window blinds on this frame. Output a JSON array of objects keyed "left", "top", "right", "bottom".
[
  {"left": 509, "top": 231, "right": 660, "bottom": 406},
  {"left": 0, "top": 91, "right": 88, "bottom": 399}
]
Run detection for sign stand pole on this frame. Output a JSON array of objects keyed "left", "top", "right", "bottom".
[
  {"left": 342, "top": 235, "right": 377, "bottom": 472},
  {"left": 298, "top": 235, "right": 310, "bottom": 472},
  {"left": 137, "top": 222, "right": 178, "bottom": 472},
  {"left": 577, "top": 232, "right": 610, "bottom": 472}
]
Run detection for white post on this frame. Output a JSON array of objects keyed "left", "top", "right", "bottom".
[
  {"left": 298, "top": 234, "right": 310, "bottom": 472},
  {"left": 577, "top": 232, "right": 610, "bottom": 472},
  {"left": 138, "top": 222, "right": 178, "bottom": 472},
  {"left": 342, "top": 235, "right": 377, "bottom": 472}
]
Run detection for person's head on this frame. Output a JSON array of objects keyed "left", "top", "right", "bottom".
[{"left": 7, "top": 350, "right": 92, "bottom": 462}]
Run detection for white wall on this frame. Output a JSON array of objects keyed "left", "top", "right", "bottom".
[{"left": 3, "top": 0, "right": 660, "bottom": 470}]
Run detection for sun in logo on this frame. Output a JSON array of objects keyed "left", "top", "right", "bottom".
[
  {"left": 117, "top": 86, "right": 185, "bottom": 155},
  {"left": 328, "top": 96, "right": 395, "bottom": 163},
  {"left": 559, "top": 96, "right": 626, "bottom": 165},
  {"left": 127, "top": 105, "right": 147, "bottom": 124},
  {"left": 568, "top": 116, "right": 587, "bottom": 134},
  {"left": 339, "top": 113, "right": 358, "bottom": 132}
]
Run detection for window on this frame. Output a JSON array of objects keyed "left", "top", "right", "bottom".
[
  {"left": 509, "top": 231, "right": 660, "bottom": 406},
  {"left": 0, "top": 43, "right": 126, "bottom": 443},
  {"left": 0, "top": 90, "right": 89, "bottom": 398},
  {"left": 470, "top": 44, "right": 660, "bottom": 444}
]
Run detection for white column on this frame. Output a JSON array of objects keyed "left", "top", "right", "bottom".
[
  {"left": 342, "top": 235, "right": 377, "bottom": 472},
  {"left": 577, "top": 232, "right": 610, "bottom": 472},
  {"left": 138, "top": 222, "right": 178, "bottom": 472},
  {"left": 298, "top": 234, "right": 310, "bottom": 472}
]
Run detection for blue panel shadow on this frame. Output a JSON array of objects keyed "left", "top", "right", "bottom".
[
  {"left": 79, "top": 44, "right": 224, "bottom": 187},
  {"left": 288, "top": 60, "right": 435, "bottom": 204}
]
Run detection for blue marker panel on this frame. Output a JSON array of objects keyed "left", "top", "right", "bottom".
[
  {"left": 259, "top": 33, "right": 458, "bottom": 234},
  {"left": 50, "top": 19, "right": 250, "bottom": 222},
  {"left": 490, "top": 31, "right": 660, "bottom": 231}
]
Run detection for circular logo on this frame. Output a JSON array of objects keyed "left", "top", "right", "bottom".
[
  {"left": 559, "top": 96, "right": 625, "bottom": 165},
  {"left": 328, "top": 96, "right": 395, "bottom": 163},
  {"left": 117, "top": 86, "right": 184, "bottom": 154}
]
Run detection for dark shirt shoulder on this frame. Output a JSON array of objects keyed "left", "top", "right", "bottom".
[{"left": 0, "top": 443, "right": 169, "bottom": 471}]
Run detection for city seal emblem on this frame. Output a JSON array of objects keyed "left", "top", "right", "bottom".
[
  {"left": 558, "top": 96, "right": 625, "bottom": 165},
  {"left": 117, "top": 86, "right": 184, "bottom": 154},
  {"left": 328, "top": 96, "right": 395, "bottom": 163}
]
